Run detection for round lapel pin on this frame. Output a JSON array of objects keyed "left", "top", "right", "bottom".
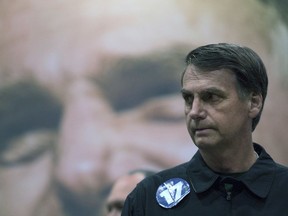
[{"left": 156, "top": 178, "right": 190, "bottom": 208}]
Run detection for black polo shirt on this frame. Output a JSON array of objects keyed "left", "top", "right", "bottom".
[{"left": 122, "top": 144, "right": 288, "bottom": 216}]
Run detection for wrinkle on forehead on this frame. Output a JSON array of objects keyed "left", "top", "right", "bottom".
[
  {"left": 183, "top": 65, "right": 215, "bottom": 83},
  {"left": 183, "top": 65, "right": 237, "bottom": 91}
]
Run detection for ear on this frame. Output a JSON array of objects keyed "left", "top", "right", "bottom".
[{"left": 248, "top": 93, "right": 263, "bottom": 118}]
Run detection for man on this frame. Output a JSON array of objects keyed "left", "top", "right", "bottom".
[
  {"left": 105, "top": 170, "right": 155, "bottom": 216},
  {"left": 121, "top": 43, "right": 288, "bottom": 216}
]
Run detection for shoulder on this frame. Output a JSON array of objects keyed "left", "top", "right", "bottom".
[
  {"left": 267, "top": 162, "right": 288, "bottom": 197},
  {"left": 122, "top": 162, "right": 191, "bottom": 215},
  {"left": 256, "top": 143, "right": 288, "bottom": 180},
  {"left": 140, "top": 161, "right": 191, "bottom": 188},
  {"left": 274, "top": 163, "right": 288, "bottom": 178},
  {"left": 127, "top": 161, "right": 191, "bottom": 200}
]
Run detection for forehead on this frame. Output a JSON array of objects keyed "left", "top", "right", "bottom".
[{"left": 182, "top": 65, "right": 237, "bottom": 91}]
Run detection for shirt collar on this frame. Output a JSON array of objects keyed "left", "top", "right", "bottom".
[
  {"left": 238, "top": 143, "right": 276, "bottom": 198},
  {"left": 187, "top": 143, "right": 276, "bottom": 199},
  {"left": 186, "top": 151, "right": 219, "bottom": 193}
]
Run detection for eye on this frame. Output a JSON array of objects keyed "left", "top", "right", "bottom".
[
  {"left": 0, "top": 130, "right": 57, "bottom": 167},
  {"left": 202, "top": 92, "right": 222, "bottom": 103},
  {"left": 182, "top": 93, "right": 193, "bottom": 106}
]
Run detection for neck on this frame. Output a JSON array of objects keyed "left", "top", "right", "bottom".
[{"left": 199, "top": 144, "right": 257, "bottom": 173}]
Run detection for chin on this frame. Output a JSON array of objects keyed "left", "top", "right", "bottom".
[{"left": 194, "top": 138, "right": 217, "bottom": 150}]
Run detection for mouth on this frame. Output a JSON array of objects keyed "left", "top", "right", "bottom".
[
  {"left": 56, "top": 183, "right": 103, "bottom": 216},
  {"left": 193, "top": 128, "right": 213, "bottom": 135}
]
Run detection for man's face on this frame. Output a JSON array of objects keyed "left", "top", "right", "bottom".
[
  {"left": 105, "top": 173, "right": 145, "bottom": 216},
  {"left": 181, "top": 65, "right": 258, "bottom": 151}
]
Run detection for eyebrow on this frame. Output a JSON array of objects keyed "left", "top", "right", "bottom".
[
  {"left": 180, "top": 88, "right": 191, "bottom": 95},
  {"left": 0, "top": 81, "right": 63, "bottom": 150},
  {"left": 90, "top": 49, "right": 185, "bottom": 111},
  {"left": 181, "top": 87, "right": 225, "bottom": 95}
]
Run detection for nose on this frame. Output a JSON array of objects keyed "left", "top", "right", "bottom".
[
  {"left": 55, "top": 80, "right": 114, "bottom": 209},
  {"left": 188, "top": 97, "right": 206, "bottom": 120}
]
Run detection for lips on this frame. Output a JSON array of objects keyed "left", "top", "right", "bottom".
[
  {"left": 188, "top": 121, "right": 214, "bottom": 135},
  {"left": 192, "top": 126, "right": 214, "bottom": 135},
  {"left": 193, "top": 129, "right": 214, "bottom": 138},
  {"left": 194, "top": 128, "right": 210, "bottom": 132}
]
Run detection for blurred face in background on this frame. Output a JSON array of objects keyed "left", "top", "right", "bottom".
[
  {"left": 105, "top": 172, "right": 146, "bottom": 216},
  {"left": 0, "top": 49, "right": 194, "bottom": 216},
  {"left": 0, "top": 0, "right": 287, "bottom": 216}
]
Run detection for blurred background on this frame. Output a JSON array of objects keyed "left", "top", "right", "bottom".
[{"left": 0, "top": 0, "right": 287, "bottom": 216}]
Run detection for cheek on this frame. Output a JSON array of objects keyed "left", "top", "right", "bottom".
[
  {"left": 0, "top": 154, "right": 53, "bottom": 216},
  {"left": 185, "top": 114, "right": 191, "bottom": 130},
  {"left": 184, "top": 105, "right": 190, "bottom": 116},
  {"left": 184, "top": 108, "right": 190, "bottom": 124},
  {"left": 216, "top": 110, "right": 248, "bottom": 134}
]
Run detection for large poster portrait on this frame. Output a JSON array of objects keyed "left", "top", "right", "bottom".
[{"left": 0, "top": 1, "right": 287, "bottom": 216}]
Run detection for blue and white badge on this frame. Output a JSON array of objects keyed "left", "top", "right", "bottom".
[{"left": 156, "top": 178, "right": 190, "bottom": 208}]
